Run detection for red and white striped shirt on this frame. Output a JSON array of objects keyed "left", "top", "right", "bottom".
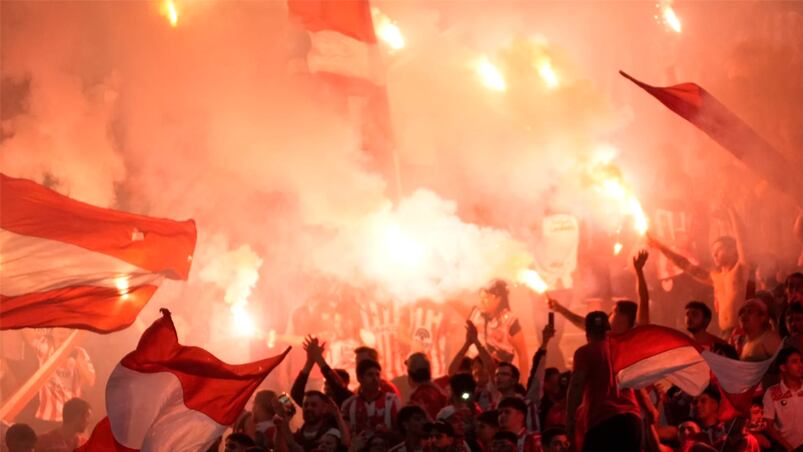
[
  {"left": 360, "top": 300, "right": 403, "bottom": 377},
  {"left": 402, "top": 300, "right": 453, "bottom": 378},
  {"left": 35, "top": 337, "right": 93, "bottom": 422},
  {"left": 341, "top": 390, "right": 401, "bottom": 434}
]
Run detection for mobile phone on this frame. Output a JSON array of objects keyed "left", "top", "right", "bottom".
[
  {"left": 548, "top": 312, "right": 555, "bottom": 328},
  {"left": 278, "top": 392, "right": 296, "bottom": 417}
]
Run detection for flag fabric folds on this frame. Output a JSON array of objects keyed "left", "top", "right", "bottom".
[
  {"left": 0, "top": 173, "right": 196, "bottom": 333},
  {"left": 619, "top": 71, "right": 803, "bottom": 205},
  {"left": 287, "top": 0, "right": 395, "bottom": 175},
  {"left": 610, "top": 325, "right": 775, "bottom": 413},
  {"left": 77, "top": 309, "right": 290, "bottom": 452}
]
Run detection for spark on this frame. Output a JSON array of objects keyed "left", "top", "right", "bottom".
[{"left": 475, "top": 55, "right": 507, "bottom": 92}]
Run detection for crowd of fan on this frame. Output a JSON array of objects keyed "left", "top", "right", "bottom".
[{"left": 3, "top": 243, "right": 803, "bottom": 452}]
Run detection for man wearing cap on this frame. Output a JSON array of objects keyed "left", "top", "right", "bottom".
[
  {"left": 566, "top": 312, "right": 641, "bottom": 452},
  {"left": 390, "top": 405, "right": 429, "bottom": 452},
  {"left": 435, "top": 404, "right": 476, "bottom": 452},
  {"left": 730, "top": 298, "right": 782, "bottom": 362},
  {"left": 762, "top": 348, "right": 803, "bottom": 451}
]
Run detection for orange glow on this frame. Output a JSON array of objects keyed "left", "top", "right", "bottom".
[
  {"left": 518, "top": 269, "right": 548, "bottom": 294},
  {"left": 589, "top": 162, "right": 649, "bottom": 236},
  {"left": 231, "top": 304, "right": 256, "bottom": 337},
  {"left": 613, "top": 242, "right": 624, "bottom": 255},
  {"left": 115, "top": 276, "right": 130, "bottom": 300},
  {"left": 160, "top": 0, "right": 179, "bottom": 27},
  {"left": 372, "top": 8, "right": 405, "bottom": 51},
  {"left": 536, "top": 58, "right": 559, "bottom": 89},
  {"left": 658, "top": 1, "right": 682, "bottom": 33},
  {"left": 475, "top": 55, "right": 507, "bottom": 92}
]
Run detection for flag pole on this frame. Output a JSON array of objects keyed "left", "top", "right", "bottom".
[{"left": 0, "top": 330, "right": 84, "bottom": 423}]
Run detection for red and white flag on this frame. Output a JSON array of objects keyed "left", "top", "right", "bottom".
[
  {"left": 287, "top": 0, "right": 395, "bottom": 175},
  {"left": 78, "top": 309, "right": 289, "bottom": 451},
  {"left": 620, "top": 71, "right": 803, "bottom": 205},
  {"left": 610, "top": 325, "right": 775, "bottom": 412},
  {"left": 0, "top": 173, "right": 196, "bottom": 333}
]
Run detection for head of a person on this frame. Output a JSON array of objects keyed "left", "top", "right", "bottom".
[
  {"left": 449, "top": 373, "right": 477, "bottom": 404},
  {"left": 5, "top": 423, "right": 36, "bottom": 452},
  {"left": 609, "top": 300, "right": 637, "bottom": 334},
  {"left": 367, "top": 433, "right": 389, "bottom": 452},
  {"left": 541, "top": 427, "right": 570, "bottom": 452},
  {"left": 711, "top": 236, "right": 737, "bottom": 268},
  {"left": 62, "top": 398, "right": 91, "bottom": 433},
  {"left": 692, "top": 386, "right": 721, "bottom": 426},
  {"left": 436, "top": 406, "right": 467, "bottom": 438},
  {"left": 302, "top": 390, "right": 328, "bottom": 424},
  {"left": 785, "top": 303, "right": 803, "bottom": 336},
  {"left": 494, "top": 363, "right": 520, "bottom": 392},
  {"left": 431, "top": 421, "right": 455, "bottom": 449},
  {"left": 777, "top": 347, "right": 802, "bottom": 380},
  {"left": 738, "top": 299, "right": 770, "bottom": 335},
  {"left": 476, "top": 410, "right": 499, "bottom": 445},
  {"left": 479, "top": 280, "right": 509, "bottom": 315},
  {"left": 397, "top": 405, "right": 428, "bottom": 438},
  {"left": 357, "top": 359, "right": 382, "bottom": 394},
  {"left": 252, "top": 390, "right": 277, "bottom": 421},
  {"left": 471, "top": 356, "right": 490, "bottom": 386},
  {"left": 312, "top": 429, "right": 341, "bottom": 452},
  {"left": 685, "top": 301, "right": 713, "bottom": 334},
  {"left": 355, "top": 346, "right": 379, "bottom": 366},
  {"left": 490, "top": 431, "right": 518, "bottom": 452},
  {"left": 543, "top": 368, "right": 561, "bottom": 397},
  {"left": 406, "top": 353, "right": 432, "bottom": 384},
  {"left": 677, "top": 420, "right": 701, "bottom": 443},
  {"left": 497, "top": 397, "right": 526, "bottom": 432},
  {"left": 225, "top": 433, "right": 256, "bottom": 452},
  {"left": 324, "top": 370, "right": 350, "bottom": 399},
  {"left": 785, "top": 272, "right": 803, "bottom": 304},
  {"left": 585, "top": 311, "right": 611, "bottom": 342},
  {"left": 421, "top": 423, "right": 437, "bottom": 449},
  {"left": 749, "top": 403, "right": 763, "bottom": 424}
]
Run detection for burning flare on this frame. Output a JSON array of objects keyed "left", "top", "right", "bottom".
[
  {"left": 536, "top": 58, "right": 559, "bottom": 89},
  {"left": 589, "top": 162, "right": 649, "bottom": 236},
  {"left": 518, "top": 269, "right": 548, "bottom": 294},
  {"left": 658, "top": 1, "right": 682, "bottom": 33},
  {"left": 372, "top": 8, "right": 405, "bottom": 51},
  {"left": 115, "top": 276, "right": 130, "bottom": 300},
  {"left": 475, "top": 55, "right": 507, "bottom": 92},
  {"left": 613, "top": 242, "right": 624, "bottom": 256},
  {"left": 160, "top": 0, "right": 179, "bottom": 27}
]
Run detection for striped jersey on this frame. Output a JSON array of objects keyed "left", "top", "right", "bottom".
[
  {"left": 401, "top": 300, "right": 453, "bottom": 378},
  {"left": 360, "top": 300, "right": 403, "bottom": 377},
  {"left": 35, "top": 337, "right": 94, "bottom": 422},
  {"left": 341, "top": 390, "right": 402, "bottom": 434}
]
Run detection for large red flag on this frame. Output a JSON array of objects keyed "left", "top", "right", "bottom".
[
  {"left": 620, "top": 71, "right": 803, "bottom": 205},
  {"left": 78, "top": 309, "right": 290, "bottom": 451},
  {"left": 0, "top": 173, "right": 196, "bottom": 333},
  {"left": 287, "top": 0, "right": 396, "bottom": 183}
]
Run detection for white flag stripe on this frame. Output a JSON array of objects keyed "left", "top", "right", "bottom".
[
  {"left": 107, "top": 365, "right": 224, "bottom": 451},
  {"left": 701, "top": 350, "right": 775, "bottom": 394},
  {"left": 307, "top": 29, "right": 385, "bottom": 85},
  {"left": 617, "top": 346, "right": 710, "bottom": 395},
  {"left": 1, "top": 228, "right": 162, "bottom": 296}
]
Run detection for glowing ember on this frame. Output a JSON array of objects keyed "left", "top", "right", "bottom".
[
  {"left": 231, "top": 304, "right": 256, "bottom": 337},
  {"left": 475, "top": 55, "right": 507, "bottom": 92},
  {"left": 658, "top": 1, "right": 682, "bottom": 33},
  {"left": 115, "top": 276, "right": 130, "bottom": 300},
  {"left": 161, "top": 0, "right": 179, "bottom": 27},
  {"left": 590, "top": 163, "right": 649, "bottom": 236},
  {"left": 613, "top": 242, "right": 624, "bottom": 255},
  {"left": 518, "top": 269, "right": 548, "bottom": 294},
  {"left": 372, "top": 8, "right": 405, "bottom": 51},
  {"left": 537, "top": 58, "right": 559, "bottom": 89}
]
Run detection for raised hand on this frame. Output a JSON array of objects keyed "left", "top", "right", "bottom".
[
  {"left": 465, "top": 320, "right": 479, "bottom": 345},
  {"left": 633, "top": 249, "right": 649, "bottom": 272},
  {"left": 542, "top": 323, "right": 556, "bottom": 345}
]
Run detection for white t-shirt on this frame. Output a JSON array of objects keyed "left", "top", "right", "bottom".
[{"left": 763, "top": 379, "right": 803, "bottom": 449}]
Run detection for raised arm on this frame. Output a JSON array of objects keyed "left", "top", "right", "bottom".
[
  {"left": 633, "top": 250, "right": 650, "bottom": 325},
  {"left": 290, "top": 335, "right": 317, "bottom": 406},
  {"left": 727, "top": 207, "right": 747, "bottom": 266},
  {"left": 467, "top": 320, "right": 497, "bottom": 374},
  {"left": 309, "top": 338, "right": 354, "bottom": 405},
  {"left": 548, "top": 297, "right": 585, "bottom": 331},
  {"left": 648, "top": 233, "right": 712, "bottom": 285},
  {"left": 510, "top": 327, "right": 529, "bottom": 385},
  {"left": 565, "top": 363, "right": 586, "bottom": 439},
  {"left": 526, "top": 324, "right": 554, "bottom": 401}
]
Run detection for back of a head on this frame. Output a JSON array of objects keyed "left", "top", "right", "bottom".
[
  {"left": 357, "top": 359, "right": 381, "bottom": 379},
  {"left": 492, "top": 430, "right": 518, "bottom": 443},
  {"left": 497, "top": 397, "right": 527, "bottom": 415},
  {"left": 397, "top": 405, "right": 427, "bottom": 435},
  {"left": 615, "top": 300, "right": 638, "bottom": 328},
  {"left": 355, "top": 346, "right": 379, "bottom": 362},
  {"left": 585, "top": 311, "right": 610, "bottom": 340},
  {"left": 6, "top": 423, "right": 37, "bottom": 452},
  {"left": 334, "top": 368, "right": 351, "bottom": 387},
  {"left": 449, "top": 372, "right": 477, "bottom": 397},
  {"left": 63, "top": 398, "right": 91, "bottom": 424},
  {"left": 477, "top": 410, "right": 499, "bottom": 427},
  {"left": 407, "top": 352, "right": 432, "bottom": 383},
  {"left": 227, "top": 432, "right": 256, "bottom": 448}
]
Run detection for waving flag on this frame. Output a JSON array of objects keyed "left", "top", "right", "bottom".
[
  {"left": 620, "top": 71, "right": 803, "bottom": 205},
  {"left": 287, "top": 0, "right": 395, "bottom": 178},
  {"left": 78, "top": 309, "right": 290, "bottom": 451},
  {"left": 610, "top": 325, "right": 776, "bottom": 413},
  {"left": 0, "top": 173, "right": 196, "bottom": 333}
]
